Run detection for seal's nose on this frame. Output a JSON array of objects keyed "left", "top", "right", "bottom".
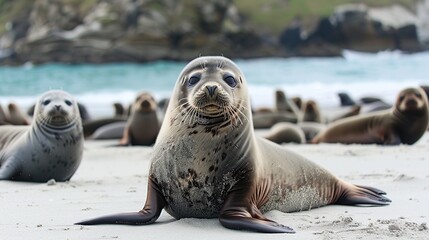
[
  {"left": 141, "top": 99, "right": 150, "bottom": 108},
  {"left": 206, "top": 85, "right": 217, "bottom": 97},
  {"left": 55, "top": 105, "right": 61, "bottom": 111}
]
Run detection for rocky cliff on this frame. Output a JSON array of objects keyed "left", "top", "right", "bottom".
[{"left": 0, "top": 0, "right": 427, "bottom": 64}]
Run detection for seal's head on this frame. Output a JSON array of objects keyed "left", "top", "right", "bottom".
[
  {"left": 395, "top": 87, "right": 429, "bottom": 115},
  {"left": 34, "top": 90, "right": 80, "bottom": 128},
  {"left": 167, "top": 56, "right": 251, "bottom": 134},
  {"left": 132, "top": 92, "right": 157, "bottom": 113}
]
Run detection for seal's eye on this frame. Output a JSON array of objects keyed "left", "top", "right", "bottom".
[
  {"left": 188, "top": 75, "right": 200, "bottom": 86},
  {"left": 224, "top": 75, "right": 237, "bottom": 87},
  {"left": 65, "top": 100, "right": 72, "bottom": 106},
  {"left": 415, "top": 92, "right": 422, "bottom": 98},
  {"left": 399, "top": 96, "right": 405, "bottom": 102},
  {"left": 43, "top": 100, "right": 51, "bottom": 105}
]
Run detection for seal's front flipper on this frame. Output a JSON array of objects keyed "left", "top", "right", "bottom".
[
  {"left": 76, "top": 177, "right": 165, "bottom": 225},
  {"left": 0, "top": 158, "right": 19, "bottom": 180},
  {"left": 337, "top": 184, "right": 391, "bottom": 206},
  {"left": 219, "top": 178, "right": 295, "bottom": 234},
  {"left": 219, "top": 210, "right": 295, "bottom": 233}
]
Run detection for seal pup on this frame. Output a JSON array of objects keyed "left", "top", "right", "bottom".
[
  {"left": 0, "top": 90, "right": 84, "bottom": 182},
  {"left": 264, "top": 122, "right": 305, "bottom": 144},
  {"left": 77, "top": 56, "right": 390, "bottom": 233},
  {"left": 118, "top": 92, "right": 160, "bottom": 146},
  {"left": 312, "top": 87, "right": 429, "bottom": 145}
]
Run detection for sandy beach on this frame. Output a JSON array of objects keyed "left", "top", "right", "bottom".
[{"left": 1, "top": 131, "right": 428, "bottom": 240}]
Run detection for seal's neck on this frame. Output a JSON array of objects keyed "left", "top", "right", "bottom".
[{"left": 392, "top": 106, "right": 429, "bottom": 144}]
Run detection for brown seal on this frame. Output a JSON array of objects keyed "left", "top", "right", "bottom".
[
  {"left": 0, "top": 104, "right": 11, "bottom": 125},
  {"left": 118, "top": 92, "right": 160, "bottom": 146},
  {"left": 302, "top": 100, "right": 323, "bottom": 123},
  {"left": 7, "top": 103, "right": 30, "bottom": 125},
  {"left": 312, "top": 87, "right": 429, "bottom": 145},
  {"left": 76, "top": 56, "right": 390, "bottom": 233}
]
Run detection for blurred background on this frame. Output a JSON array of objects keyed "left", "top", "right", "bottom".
[{"left": 0, "top": 0, "right": 428, "bottom": 117}]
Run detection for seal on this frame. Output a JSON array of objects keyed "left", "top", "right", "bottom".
[
  {"left": 0, "top": 90, "right": 84, "bottom": 182},
  {"left": 275, "top": 90, "right": 301, "bottom": 119},
  {"left": 118, "top": 92, "right": 161, "bottom": 146},
  {"left": 76, "top": 56, "right": 390, "bottom": 233},
  {"left": 312, "top": 87, "right": 429, "bottom": 145},
  {"left": 89, "top": 122, "right": 126, "bottom": 140},
  {"left": 0, "top": 104, "right": 11, "bottom": 125},
  {"left": 7, "top": 103, "right": 30, "bottom": 125},
  {"left": 264, "top": 122, "right": 305, "bottom": 144},
  {"left": 291, "top": 96, "right": 303, "bottom": 110},
  {"left": 302, "top": 100, "right": 323, "bottom": 123},
  {"left": 113, "top": 102, "right": 126, "bottom": 117},
  {"left": 83, "top": 117, "right": 126, "bottom": 138}
]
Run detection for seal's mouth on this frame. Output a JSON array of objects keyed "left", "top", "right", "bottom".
[
  {"left": 405, "top": 99, "right": 418, "bottom": 108},
  {"left": 203, "top": 104, "right": 221, "bottom": 112}
]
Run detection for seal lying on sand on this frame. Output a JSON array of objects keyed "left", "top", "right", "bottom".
[
  {"left": 0, "top": 90, "right": 84, "bottom": 182},
  {"left": 77, "top": 56, "right": 390, "bottom": 233},
  {"left": 264, "top": 122, "right": 305, "bottom": 144},
  {"left": 312, "top": 87, "right": 429, "bottom": 145}
]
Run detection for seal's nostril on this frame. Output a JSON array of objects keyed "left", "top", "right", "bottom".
[
  {"left": 55, "top": 105, "right": 61, "bottom": 110},
  {"left": 206, "top": 86, "right": 217, "bottom": 97}
]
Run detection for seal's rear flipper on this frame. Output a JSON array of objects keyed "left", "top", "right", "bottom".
[
  {"left": 337, "top": 184, "right": 391, "bottom": 206},
  {"left": 0, "top": 158, "right": 19, "bottom": 180}
]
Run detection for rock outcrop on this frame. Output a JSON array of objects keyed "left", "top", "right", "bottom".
[
  {"left": 279, "top": 4, "right": 425, "bottom": 56},
  {"left": 0, "top": 1, "right": 427, "bottom": 64}
]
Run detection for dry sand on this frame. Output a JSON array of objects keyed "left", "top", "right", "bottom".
[{"left": 1, "top": 132, "right": 428, "bottom": 240}]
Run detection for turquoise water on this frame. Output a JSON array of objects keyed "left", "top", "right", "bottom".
[{"left": 0, "top": 50, "right": 428, "bottom": 116}]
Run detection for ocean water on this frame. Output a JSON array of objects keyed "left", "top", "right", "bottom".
[{"left": 0, "top": 50, "right": 428, "bottom": 117}]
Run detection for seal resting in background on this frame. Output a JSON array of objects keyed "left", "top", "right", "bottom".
[
  {"left": 0, "top": 90, "right": 84, "bottom": 182},
  {"left": 302, "top": 100, "right": 323, "bottom": 123},
  {"left": 76, "top": 56, "right": 390, "bottom": 233},
  {"left": 7, "top": 103, "right": 30, "bottom": 125},
  {"left": 264, "top": 122, "right": 305, "bottom": 144},
  {"left": 0, "top": 104, "right": 11, "bottom": 125},
  {"left": 118, "top": 92, "right": 160, "bottom": 146},
  {"left": 312, "top": 87, "right": 429, "bottom": 145}
]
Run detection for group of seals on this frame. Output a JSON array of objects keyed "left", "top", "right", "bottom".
[
  {"left": 76, "top": 56, "right": 390, "bottom": 233},
  {"left": 0, "top": 90, "right": 84, "bottom": 182},
  {"left": 312, "top": 87, "right": 429, "bottom": 145}
]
